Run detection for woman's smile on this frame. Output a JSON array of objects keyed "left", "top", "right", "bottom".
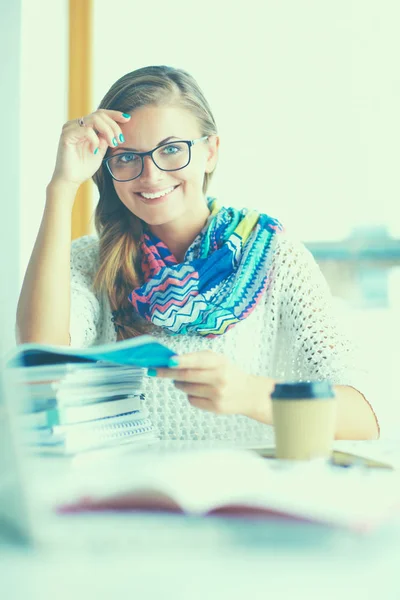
[{"left": 134, "top": 184, "right": 181, "bottom": 205}]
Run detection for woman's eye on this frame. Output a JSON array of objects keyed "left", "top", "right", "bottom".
[
  {"left": 117, "top": 153, "right": 138, "bottom": 164},
  {"left": 162, "top": 145, "right": 180, "bottom": 154}
]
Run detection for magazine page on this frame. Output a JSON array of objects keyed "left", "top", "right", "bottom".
[{"left": 8, "top": 335, "right": 176, "bottom": 368}]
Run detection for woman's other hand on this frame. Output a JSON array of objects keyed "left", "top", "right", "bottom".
[{"left": 148, "top": 351, "right": 275, "bottom": 422}]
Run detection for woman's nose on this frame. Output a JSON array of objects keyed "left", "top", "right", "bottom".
[{"left": 141, "top": 155, "right": 162, "bottom": 179}]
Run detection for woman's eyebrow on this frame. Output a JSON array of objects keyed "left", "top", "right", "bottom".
[{"left": 115, "top": 136, "right": 181, "bottom": 152}]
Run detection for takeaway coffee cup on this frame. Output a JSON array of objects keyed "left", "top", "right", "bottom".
[{"left": 271, "top": 381, "right": 336, "bottom": 460}]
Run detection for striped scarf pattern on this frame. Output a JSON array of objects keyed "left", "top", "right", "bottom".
[{"left": 128, "top": 197, "right": 283, "bottom": 337}]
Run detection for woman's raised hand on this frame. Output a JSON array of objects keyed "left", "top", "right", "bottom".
[{"left": 50, "top": 109, "right": 131, "bottom": 189}]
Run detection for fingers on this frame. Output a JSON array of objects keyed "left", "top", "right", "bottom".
[
  {"left": 165, "top": 351, "right": 222, "bottom": 371},
  {"left": 84, "top": 127, "right": 101, "bottom": 154},
  {"left": 173, "top": 381, "right": 212, "bottom": 398},
  {"left": 155, "top": 363, "right": 229, "bottom": 393},
  {"left": 187, "top": 397, "right": 218, "bottom": 412},
  {"left": 154, "top": 367, "right": 214, "bottom": 384},
  {"left": 88, "top": 111, "right": 123, "bottom": 149},
  {"left": 64, "top": 109, "right": 131, "bottom": 151},
  {"left": 101, "top": 113, "right": 126, "bottom": 146},
  {"left": 174, "top": 381, "right": 231, "bottom": 414},
  {"left": 101, "top": 109, "right": 131, "bottom": 124}
]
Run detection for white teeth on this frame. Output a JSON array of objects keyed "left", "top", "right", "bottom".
[{"left": 140, "top": 186, "right": 175, "bottom": 199}]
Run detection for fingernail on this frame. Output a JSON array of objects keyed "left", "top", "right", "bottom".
[
  {"left": 147, "top": 368, "right": 157, "bottom": 377},
  {"left": 168, "top": 357, "right": 179, "bottom": 368},
  {"left": 94, "top": 148, "right": 99, "bottom": 155},
  {"left": 122, "top": 113, "right": 131, "bottom": 119},
  {"left": 119, "top": 134, "right": 125, "bottom": 143},
  {"left": 112, "top": 137, "right": 118, "bottom": 146}
]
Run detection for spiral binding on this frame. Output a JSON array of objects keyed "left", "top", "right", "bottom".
[{"left": 83, "top": 418, "right": 154, "bottom": 441}]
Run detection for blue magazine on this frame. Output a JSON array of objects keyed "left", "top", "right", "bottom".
[{"left": 9, "top": 335, "right": 176, "bottom": 369}]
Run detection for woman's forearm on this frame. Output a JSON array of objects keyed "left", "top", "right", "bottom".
[
  {"left": 16, "top": 180, "right": 78, "bottom": 345},
  {"left": 245, "top": 376, "right": 379, "bottom": 441},
  {"left": 332, "top": 385, "right": 379, "bottom": 440}
]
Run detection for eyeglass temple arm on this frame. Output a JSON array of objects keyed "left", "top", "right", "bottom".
[{"left": 190, "top": 135, "right": 209, "bottom": 147}]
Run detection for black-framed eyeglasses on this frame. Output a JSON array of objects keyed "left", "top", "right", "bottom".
[{"left": 103, "top": 135, "right": 209, "bottom": 182}]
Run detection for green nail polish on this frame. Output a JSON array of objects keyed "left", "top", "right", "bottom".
[
  {"left": 119, "top": 134, "right": 125, "bottom": 143},
  {"left": 122, "top": 113, "right": 131, "bottom": 119},
  {"left": 147, "top": 368, "right": 157, "bottom": 377},
  {"left": 94, "top": 148, "right": 99, "bottom": 155},
  {"left": 112, "top": 137, "right": 118, "bottom": 146},
  {"left": 168, "top": 357, "right": 179, "bottom": 368}
]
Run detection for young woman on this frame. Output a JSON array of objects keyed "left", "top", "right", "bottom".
[{"left": 16, "top": 65, "right": 379, "bottom": 443}]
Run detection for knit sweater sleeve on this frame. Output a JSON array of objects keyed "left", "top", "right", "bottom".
[
  {"left": 271, "top": 233, "right": 381, "bottom": 433},
  {"left": 69, "top": 235, "right": 101, "bottom": 348}
]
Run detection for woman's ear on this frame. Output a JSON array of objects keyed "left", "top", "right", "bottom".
[{"left": 205, "top": 135, "right": 220, "bottom": 174}]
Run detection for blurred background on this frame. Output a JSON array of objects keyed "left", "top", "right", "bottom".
[{"left": 2, "top": 0, "right": 399, "bottom": 431}]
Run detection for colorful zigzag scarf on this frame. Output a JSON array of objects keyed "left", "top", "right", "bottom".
[{"left": 128, "top": 197, "right": 284, "bottom": 337}]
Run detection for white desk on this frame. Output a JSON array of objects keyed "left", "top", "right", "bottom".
[{"left": 2, "top": 440, "right": 400, "bottom": 600}]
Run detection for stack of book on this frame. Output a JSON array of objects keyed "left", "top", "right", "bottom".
[{"left": 7, "top": 336, "right": 176, "bottom": 456}]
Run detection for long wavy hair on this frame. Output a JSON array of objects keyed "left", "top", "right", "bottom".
[{"left": 92, "top": 65, "right": 218, "bottom": 340}]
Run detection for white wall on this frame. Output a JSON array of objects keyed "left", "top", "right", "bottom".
[
  {"left": 93, "top": 0, "right": 400, "bottom": 242},
  {"left": 15, "top": 1, "right": 400, "bottom": 285},
  {"left": 17, "top": 0, "right": 400, "bottom": 280},
  {"left": 19, "top": 0, "right": 68, "bottom": 284},
  {"left": 0, "top": 1, "right": 21, "bottom": 351}
]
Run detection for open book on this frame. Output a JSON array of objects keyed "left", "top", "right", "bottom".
[
  {"left": 56, "top": 448, "right": 400, "bottom": 532},
  {"left": 8, "top": 335, "right": 176, "bottom": 368}
]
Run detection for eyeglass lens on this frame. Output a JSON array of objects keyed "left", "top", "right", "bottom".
[{"left": 107, "top": 142, "right": 190, "bottom": 181}]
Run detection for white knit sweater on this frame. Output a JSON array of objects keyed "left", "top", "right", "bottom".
[{"left": 69, "top": 232, "right": 379, "bottom": 443}]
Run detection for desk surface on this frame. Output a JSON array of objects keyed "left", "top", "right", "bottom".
[{"left": 2, "top": 440, "right": 400, "bottom": 600}]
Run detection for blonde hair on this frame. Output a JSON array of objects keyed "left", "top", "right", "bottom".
[{"left": 92, "top": 65, "right": 218, "bottom": 340}]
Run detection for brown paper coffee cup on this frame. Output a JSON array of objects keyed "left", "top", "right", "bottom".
[{"left": 271, "top": 381, "right": 336, "bottom": 460}]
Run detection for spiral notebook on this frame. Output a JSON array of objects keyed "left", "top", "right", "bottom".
[{"left": 27, "top": 416, "right": 159, "bottom": 455}]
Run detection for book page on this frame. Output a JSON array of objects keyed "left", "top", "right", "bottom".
[
  {"left": 58, "top": 449, "right": 268, "bottom": 514},
  {"left": 57, "top": 448, "right": 400, "bottom": 531}
]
